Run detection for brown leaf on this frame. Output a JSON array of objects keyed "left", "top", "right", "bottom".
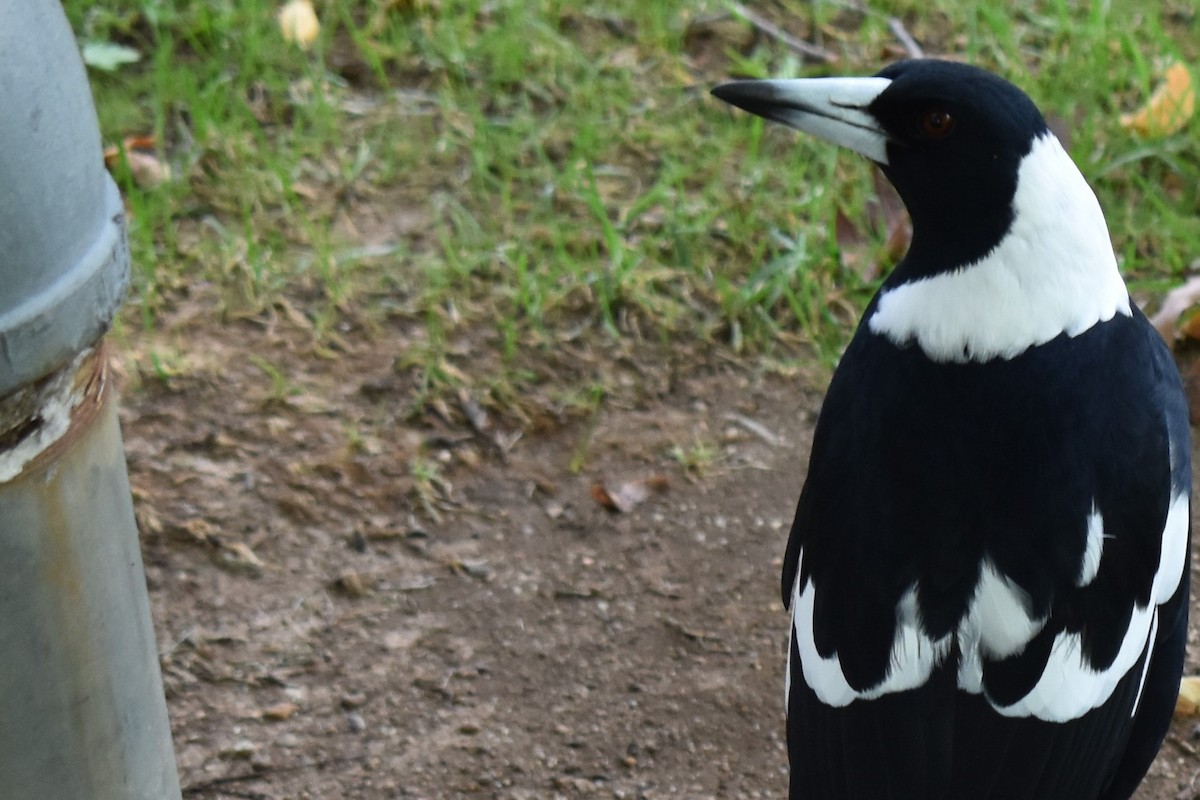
[
  {"left": 103, "top": 136, "right": 172, "bottom": 189},
  {"left": 590, "top": 482, "right": 618, "bottom": 510},
  {"left": 590, "top": 475, "right": 670, "bottom": 513}
]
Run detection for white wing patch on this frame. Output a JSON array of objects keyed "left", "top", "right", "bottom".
[
  {"left": 1153, "top": 493, "right": 1190, "bottom": 606},
  {"left": 990, "top": 599, "right": 1155, "bottom": 721},
  {"left": 867, "top": 134, "right": 1132, "bottom": 363},
  {"left": 970, "top": 560, "right": 1046, "bottom": 659},
  {"left": 790, "top": 567, "right": 952, "bottom": 707},
  {"left": 956, "top": 559, "right": 1046, "bottom": 693},
  {"left": 788, "top": 493, "right": 1190, "bottom": 721},
  {"left": 1077, "top": 505, "right": 1105, "bottom": 587}
]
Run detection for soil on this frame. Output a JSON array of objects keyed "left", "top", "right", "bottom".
[{"left": 119, "top": 319, "right": 1200, "bottom": 800}]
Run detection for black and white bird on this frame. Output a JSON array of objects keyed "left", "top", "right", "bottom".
[{"left": 713, "top": 60, "right": 1192, "bottom": 799}]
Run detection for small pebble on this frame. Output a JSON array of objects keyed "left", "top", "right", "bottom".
[
  {"left": 346, "top": 712, "right": 366, "bottom": 733},
  {"left": 341, "top": 691, "right": 368, "bottom": 709}
]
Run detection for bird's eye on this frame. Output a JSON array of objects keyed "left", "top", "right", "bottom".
[{"left": 918, "top": 110, "right": 955, "bottom": 139}]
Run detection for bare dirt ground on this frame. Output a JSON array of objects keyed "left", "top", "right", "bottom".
[{"left": 119, "top": 317, "right": 1200, "bottom": 800}]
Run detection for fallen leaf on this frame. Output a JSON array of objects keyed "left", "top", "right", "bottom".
[
  {"left": 1147, "top": 274, "right": 1200, "bottom": 346},
  {"left": 1120, "top": 62, "right": 1195, "bottom": 137},
  {"left": 590, "top": 475, "right": 670, "bottom": 513},
  {"left": 1176, "top": 676, "right": 1200, "bottom": 716},
  {"left": 279, "top": 0, "right": 320, "bottom": 48},
  {"left": 123, "top": 134, "right": 157, "bottom": 151},
  {"left": 104, "top": 136, "right": 172, "bottom": 189}
]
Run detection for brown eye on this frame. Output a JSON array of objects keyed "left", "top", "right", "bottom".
[{"left": 919, "top": 109, "right": 955, "bottom": 138}]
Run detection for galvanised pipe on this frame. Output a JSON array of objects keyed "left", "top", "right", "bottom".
[{"left": 0, "top": 1, "right": 182, "bottom": 797}]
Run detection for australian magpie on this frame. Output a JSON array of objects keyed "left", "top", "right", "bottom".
[{"left": 713, "top": 60, "right": 1192, "bottom": 799}]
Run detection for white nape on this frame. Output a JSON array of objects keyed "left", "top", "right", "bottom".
[{"left": 868, "top": 134, "right": 1132, "bottom": 362}]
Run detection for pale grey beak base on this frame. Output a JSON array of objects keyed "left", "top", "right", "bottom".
[{"left": 712, "top": 77, "right": 893, "bottom": 165}]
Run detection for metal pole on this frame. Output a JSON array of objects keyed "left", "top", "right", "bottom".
[{"left": 0, "top": 1, "right": 182, "bottom": 798}]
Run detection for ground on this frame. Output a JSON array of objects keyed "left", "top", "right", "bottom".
[
  {"left": 45, "top": 1, "right": 1200, "bottom": 796},
  {"left": 117, "top": 318, "right": 1200, "bottom": 800}
]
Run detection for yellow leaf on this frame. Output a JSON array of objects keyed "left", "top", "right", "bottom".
[
  {"left": 1120, "top": 62, "right": 1194, "bottom": 137},
  {"left": 1175, "top": 675, "right": 1200, "bottom": 717},
  {"left": 278, "top": 0, "right": 320, "bottom": 48}
]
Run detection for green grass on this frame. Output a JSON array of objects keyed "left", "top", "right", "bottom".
[{"left": 68, "top": 0, "right": 1200, "bottom": 398}]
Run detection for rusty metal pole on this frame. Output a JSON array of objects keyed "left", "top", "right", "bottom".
[{"left": 0, "top": 1, "right": 182, "bottom": 798}]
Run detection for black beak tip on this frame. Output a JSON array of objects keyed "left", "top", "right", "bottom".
[
  {"left": 710, "top": 81, "right": 784, "bottom": 118},
  {"left": 711, "top": 82, "right": 735, "bottom": 102},
  {"left": 711, "top": 81, "right": 758, "bottom": 106}
]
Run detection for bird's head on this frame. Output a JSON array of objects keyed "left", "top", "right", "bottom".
[
  {"left": 713, "top": 60, "right": 1053, "bottom": 279},
  {"left": 713, "top": 60, "right": 1130, "bottom": 362}
]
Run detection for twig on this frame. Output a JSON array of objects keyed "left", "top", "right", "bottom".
[
  {"left": 723, "top": 412, "right": 787, "bottom": 448},
  {"left": 728, "top": 2, "right": 837, "bottom": 63},
  {"left": 887, "top": 17, "right": 925, "bottom": 59}
]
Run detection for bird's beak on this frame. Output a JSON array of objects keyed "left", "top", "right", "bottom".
[{"left": 711, "top": 77, "right": 892, "bottom": 165}]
